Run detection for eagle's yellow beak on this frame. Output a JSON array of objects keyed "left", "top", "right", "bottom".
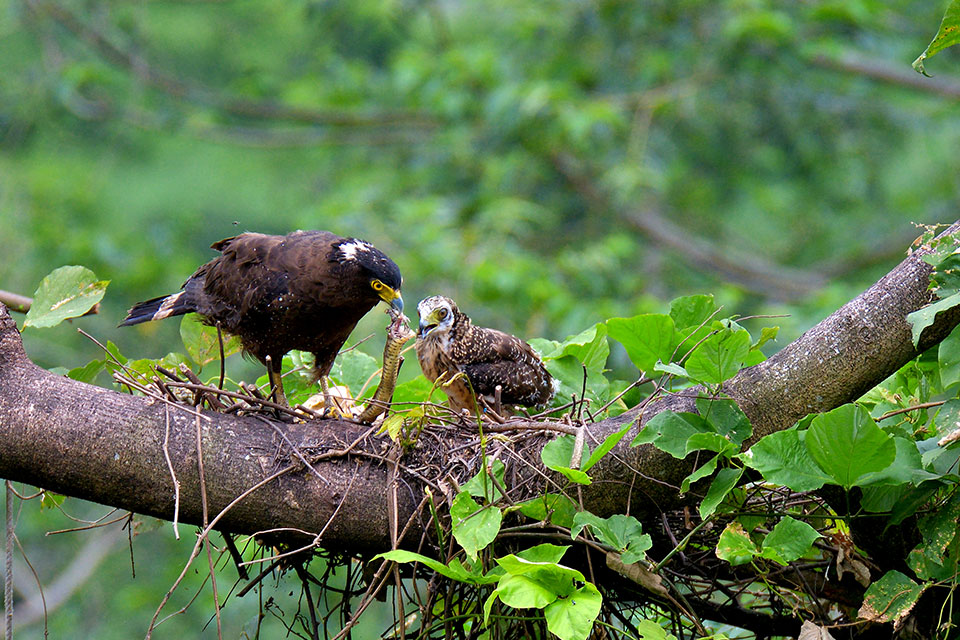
[{"left": 379, "top": 287, "right": 403, "bottom": 313}]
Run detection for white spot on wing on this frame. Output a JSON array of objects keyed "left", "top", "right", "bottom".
[
  {"left": 339, "top": 240, "right": 374, "bottom": 261},
  {"left": 154, "top": 292, "right": 184, "bottom": 320}
]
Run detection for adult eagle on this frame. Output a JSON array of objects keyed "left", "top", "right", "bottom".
[
  {"left": 415, "top": 295, "right": 554, "bottom": 414},
  {"left": 121, "top": 230, "right": 403, "bottom": 404}
]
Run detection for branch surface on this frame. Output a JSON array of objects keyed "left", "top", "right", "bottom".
[{"left": 1, "top": 225, "right": 959, "bottom": 553}]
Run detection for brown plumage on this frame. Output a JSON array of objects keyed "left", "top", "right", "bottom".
[
  {"left": 121, "top": 230, "right": 403, "bottom": 402},
  {"left": 415, "top": 295, "right": 555, "bottom": 413}
]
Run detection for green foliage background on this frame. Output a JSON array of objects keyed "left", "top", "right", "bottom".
[{"left": 3, "top": 0, "right": 960, "bottom": 637}]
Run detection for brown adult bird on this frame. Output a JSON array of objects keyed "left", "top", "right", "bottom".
[
  {"left": 121, "top": 230, "right": 403, "bottom": 404},
  {"left": 415, "top": 295, "right": 555, "bottom": 414}
]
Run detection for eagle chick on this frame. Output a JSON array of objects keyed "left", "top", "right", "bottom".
[{"left": 415, "top": 295, "right": 554, "bottom": 414}]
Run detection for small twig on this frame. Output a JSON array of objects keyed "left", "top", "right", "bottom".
[
  {"left": 110, "top": 372, "right": 213, "bottom": 423},
  {"left": 294, "top": 562, "right": 321, "bottom": 640},
  {"left": 878, "top": 401, "right": 945, "bottom": 421},
  {"left": 235, "top": 559, "right": 282, "bottom": 598},
  {"left": 0, "top": 290, "right": 32, "bottom": 314},
  {"left": 154, "top": 366, "right": 185, "bottom": 383},
  {"left": 162, "top": 406, "right": 182, "bottom": 539},
  {"left": 5, "top": 481, "right": 14, "bottom": 640},
  {"left": 595, "top": 376, "right": 651, "bottom": 416},
  {"left": 216, "top": 323, "right": 226, "bottom": 391},
  {"left": 195, "top": 413, "right": 223, "bottom": 639},
  {"left": 11, "top": 532, "right": 50, "bottom": 638},
  {"left": 577, "top": 365, "right": 588, "bottom": 422}
]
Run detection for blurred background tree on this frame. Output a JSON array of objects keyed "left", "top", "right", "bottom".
[{"left": 2, "top": 0, "right": 960, "bottom": 636}]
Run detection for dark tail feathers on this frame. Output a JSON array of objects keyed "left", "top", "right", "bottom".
[{"left": 119, "top": 291, "right": 194, "bottom": 327}]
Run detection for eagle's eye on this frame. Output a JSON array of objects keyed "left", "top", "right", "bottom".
[
  {"left": 371, "top": 279, "right": 385, "bottom": 292},
  {"left": 437, "top": 308, "right": 448, "bottom": 320}
]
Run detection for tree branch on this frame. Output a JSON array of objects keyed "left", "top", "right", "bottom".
[
  {"left": 550, "top": 152, "right": 828, "bottom": 301},
  {"left": 809, "top": 52, "right": 960, "bottom": 100},
  {"left": 1, "top": 225, "right": 959, "bottom": 553}
]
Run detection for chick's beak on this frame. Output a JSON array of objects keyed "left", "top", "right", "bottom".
[{"left": 418, "top": 311, "right": 438, "bottom": 337}]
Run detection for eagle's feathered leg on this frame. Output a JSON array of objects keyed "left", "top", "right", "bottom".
[{"left": 265, "top": 355, "right": 288, "bottom": 407}]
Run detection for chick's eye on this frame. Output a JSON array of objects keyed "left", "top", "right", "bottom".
[{"left": 371, "top": 280, "right": 384, "bottom": 291}]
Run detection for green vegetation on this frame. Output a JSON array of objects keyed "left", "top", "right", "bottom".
[{"left": 5, "top": 0, "right": 960, "bottom": 638}]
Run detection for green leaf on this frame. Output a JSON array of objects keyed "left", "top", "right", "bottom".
[
  {"left": 542, "top": 435, "right": 592, "bottom": 484},
  {"left": 684, "top": 328, "right": 752, "bottom": 385},
  {"left": 861, "top": 485, "right": 909, "bottom": 514},
  {"left": 571, "top": 512, "right": 651, "bottom": 564},
  {"left": 542, "top": 581, "right": 602, "bottom": 640},
  {"left": 606, "top": 314, "right": 676, "bottom": 373},
  {"left": 806, "top": 404, "right": 897, "bottom": 490},
  {"left": 391, "top": 375, "right": 447, "bottom": 404},
  {"left": 67, "top": 359, "right": 106, "bottom": 383},
  {"left": 23, "top": 266, "right": 108, "bottom": 328},
  {"left": 514, "top": 543, "right": 570, "bottom": 566},
  {"left": 637, "top": 410, "right": 710, "bottom": 459},
  {"left": 670, "top": 294, "right": 718, "bottom": 355},
  {"left": 759, "top": 516, "right": 821, "bottom": 565},
  {"left": 907, "top": 493, "right": 960, "bottom": 581},
  {"left": 859, "top": 571, "right": 927, "bottom": 624},
  {"left": 929, "top": 251, "right": 960, "bottom": 297},
  {"left": 913, "top": 0, "right": 960, "bottom": 76},
  {"left": 635, "top": 620, "right": 677, "bottom": 640},
  {"left": 532, "top": 323, "right": 609, "bottom": 372},
  {"left": 450, "top": 492, "right": 502, "bottom": 560},
  {"left": 741, "top": 429, "right": 831, "bottom": 491},
  {"left": 653, "top": 361, "right": 688, "bottom": 378},
  {"left": 754, "top": 326, "right": 779, "bottom": 350},
  {"left": 582, "top": 423, "right": 631, "bottom": 472},
  {"left": 680, "top": 453, "right": 719, "bottom": 494},
  {"left": 939, "top": 324, "right": 960, "bottom": 390},
  {"left": 462, "top": 459, "right": 506, "bottom": 502},
  {"left": 699, "top": 467, "right": 744, "bottom": 519},
  {"left": 179, "top": 314, "right": 243, "bottom": 367},
  {"left": 684, "top": 432, "right": 736, "bottom": 455},
  {"left": 542, "top": 355, "right": 611, "bottom": 408},
  {"left": 124, "top": 353, "right": 190, "bottom": 384},
  {"left": 375, "top": 549, "right": 498, "bottom": 585},
  {"left": 40, "top": 491, "right": 66, "bottom": 510},
  {"left": 716, "top": 521, "right": 758, "bottom": 566},
  {"left": 514, "top": 493, "right": 578, "bottom": 528},
  {"left": 906, "top": 292, "right": 960, "bottom": 347},
  {"left": 669, "top": 294, "right": 718, "bottom": 331},
  {"left": 497, "top": 573, "right": 559, "bottom": 609},
  {"left": 329, "top": 349, "right": 381, "bottom": 400},
  {"left": 856, "top": 437, "right": 940, "bottom": 487},
  {"left": 695, "top": 396, "right": 753, "bottom": 445}
]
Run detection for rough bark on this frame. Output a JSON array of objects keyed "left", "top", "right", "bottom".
[{"left": 1, "top": 223, "right": 959, "bottom": 554}]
